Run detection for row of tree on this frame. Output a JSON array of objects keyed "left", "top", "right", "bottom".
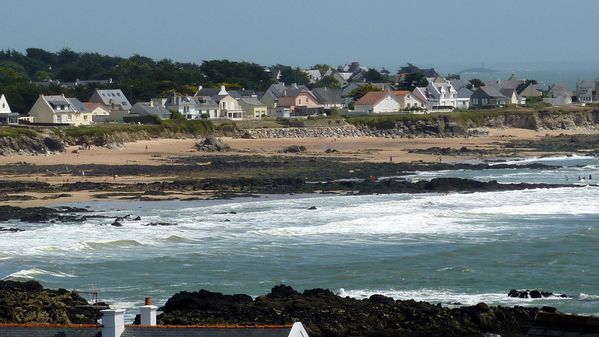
[{"left": 0, "top": 48, "right": 434, "bottom": 113}]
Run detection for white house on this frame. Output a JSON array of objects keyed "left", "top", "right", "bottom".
[
  {"left": 89, "top": 89, "right": 132, "bottom": 111},
  {"left": 576, "top": 80, "right": 596, "bottom": 103},
  {"left": 425, "top": 77, "right": 458, "bottom": 108},
  {"left": 165, "top": 93, "right": 203, "bottom": 120},
  {"left": 0, "top": 94, "right": 20, "bottom": 124},
  {"left": 544, "top": 84, "right": 573, "bottom": 106},
  {"left": 354, "top": 91, "right": 401, "bottom": 113},
  {"left": 29, "top": 95, "right": 92, "bottom": 126},
  {"left": 392, "top": 90, "right": 427, "bottom": 111}
]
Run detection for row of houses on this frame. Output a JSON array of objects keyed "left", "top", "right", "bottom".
[{"left": 0, "top": 71, "right": 590, "bottom": 126}]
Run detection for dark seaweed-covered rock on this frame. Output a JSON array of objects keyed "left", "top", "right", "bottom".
[
  {"left": 508, "top": 289, "right": 568, "bottom": 299},
  {"left": 159, "top": 285, "right": 538, "bottom": 337},
  {"left": 0, "top": 280, "right": 103, "bottom": 324},
  {"left": 0, "top": 205, "right": 89, "bottom": 223},
  {"left": 111, "top": 221, "right": 123, "bottom": 227},
  {"left": 0, "top": 226, "right": 24, "bottom": 232},
  {"left": 43, "top": 137, "right": 65, "bottom": 152},
  {"left": 144, "top": 222, "right": 177, "bottom": 226}
]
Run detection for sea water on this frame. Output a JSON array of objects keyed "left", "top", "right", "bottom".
[{"left": 1, "top": 155, "right": 599, "bottom": 319}]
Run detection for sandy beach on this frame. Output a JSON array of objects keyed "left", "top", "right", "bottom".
[{"left": 1, "top": 127, "right": 597, "bottom": 207}]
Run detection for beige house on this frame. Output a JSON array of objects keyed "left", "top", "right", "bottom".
[
  {"left": 213, "top": 86, "right": 244, "bottom": 119},
  {"left": 29, "top": 94, "right": 92, "bottom": 126},
  {"left": 239, "top": 96, "right": 268, "bottom": 118}
]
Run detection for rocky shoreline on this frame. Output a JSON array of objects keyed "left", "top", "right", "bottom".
[
  {"left": 0, "top": 280, "right": 103, "bottom": 324},
  {"left": 157, "top": 285, "right": 544, "bottom": 337},
  {"left": 0, "top": 281, "right": 559, "bottom": 337}
]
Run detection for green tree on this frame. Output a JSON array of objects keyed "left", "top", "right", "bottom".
[
  {"left": 397, "top": 72, "right": 428, "bottom": 90},
  {"left": 467, "top": 78, "right": 484, "bottom": 90},
  {"left": 311, "top": 64, "right": 331, "bottom": 75},
  {"left": 277, "top": 65, "right": 310, "bottom": 86},
  {"left": 310, "top": 76, "right": 341, "bottom": 89},
  {"left": 363, "top": 68, "right": 389, "bottom": 83},
  {"left": 347, "top": 84, "right": 383, "bottom": 101}
]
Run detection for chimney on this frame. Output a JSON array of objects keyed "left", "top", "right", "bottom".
[
  {"left": 140, "top": 297, "right": 157, "bottom": 326},
  {"left": 218, "top": 85, "right": 227, "bottom": 95},
  {"left": 101, "top": 309, "right": 126, "bottom": 337}
]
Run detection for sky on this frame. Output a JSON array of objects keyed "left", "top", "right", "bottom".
[{"left": 2, "top": 0, "right": 599, "bottom": 72}]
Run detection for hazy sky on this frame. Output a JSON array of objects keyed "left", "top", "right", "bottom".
[{"left": 2, "top": 0, "right": 598, "bottom": 71}]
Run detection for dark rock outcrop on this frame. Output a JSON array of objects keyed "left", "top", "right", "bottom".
[
  {"left": 159, "top": 285, "right": 538, "bottom": 337},
  {"left": 195, "top": 135, "right": 230, "bottom": 152},
  {"left": 144, "top": 222, "right": 177, "bottom": 226},
  {"left": 281, "top": 145, "right": 307, "bottom": 153},
  {"left": 508, "top": 289, "right": 569, "bottom": 299},
  {"left": 0, "top": 280, "right": 103, "bottom": 324},
  {"left": 0, "top": 135, "right": 65, "bottom": 156},
  {"left": 0, "top": 206, "right": 89, "bottom": 223}
]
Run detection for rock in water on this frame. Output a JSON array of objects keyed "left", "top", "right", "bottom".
[
  {"left": 508, "top": 289, "right": 569, "bottom": 299},
  {"left": 195, "top": 135, "right": 230, "bottom": 152}
]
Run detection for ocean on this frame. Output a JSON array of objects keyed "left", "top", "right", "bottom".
[{"left": 2, "top": 155, "right": 599, "bottom": 320}]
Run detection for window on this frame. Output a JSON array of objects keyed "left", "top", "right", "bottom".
[
  {"left": 1, "top": 103, "right": 4, "bottom": 109},
  {"left": 117, "top": 93, "right": 121, "bottom": 96}
]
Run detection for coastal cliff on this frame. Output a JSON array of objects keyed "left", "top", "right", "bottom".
[{"left": 1, "top": 109, "right": 599, "bottom": 155}]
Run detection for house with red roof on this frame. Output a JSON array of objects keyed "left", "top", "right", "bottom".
[{"left": 0, "top": 300, "right": 311, "bottom": 337}]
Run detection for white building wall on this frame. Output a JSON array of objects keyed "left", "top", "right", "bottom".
[
  {"left": 0, "top": 94, "right": 11, "bottom": 114},
  {"left": 373, "top": 96, "right": 400, "bottom": 113}
]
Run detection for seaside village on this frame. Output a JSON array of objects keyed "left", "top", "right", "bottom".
[{"left": 0, "top": 62, "right": 593, "bottom": 126}]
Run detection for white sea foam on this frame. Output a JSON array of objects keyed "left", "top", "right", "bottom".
[
  {"left": 578, "top": 293, "right": 599, "bottom": 301},
  {"left": 2, "top": 268, "right": 77, "bottom": 281},
  {"left": 337, "top": 288, "right": 572, "bottom": 307},
  {"left": 494, "top": 154, "right": 590, "bottom": 166}
]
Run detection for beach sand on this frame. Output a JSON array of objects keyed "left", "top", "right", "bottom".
[{"left": 0, "top": 127, "right": 596, "bottom": 206}]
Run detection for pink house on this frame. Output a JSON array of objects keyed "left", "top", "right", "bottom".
[{"left": 277, "top": 91, "right": 323, "bottom": 117}]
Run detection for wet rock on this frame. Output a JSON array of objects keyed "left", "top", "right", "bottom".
[
  {"left": 0, "top": 205, "right": 89, "bottom": 223},
  {"left": 508, "top": 289, "right": 568, "bottom": 299},
  {"left": 0, "top": 226, "right": 24, "bottom": 232},
  {"left": 308, "top": 206, "right": 317, "bottom": 210},
  {"left": 111, "top": 221, "right": 123, "bottom": 227},
  {"left": 144, "top": 222, "right": 177, "bottom": 227}
]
